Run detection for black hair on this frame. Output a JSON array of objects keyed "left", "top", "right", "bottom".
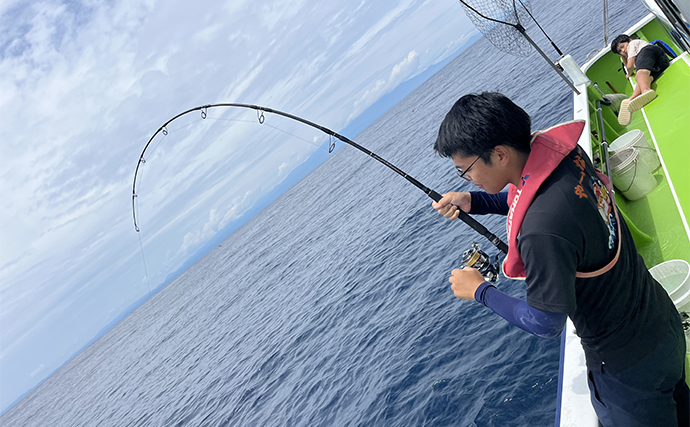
[
  {"left": 610, "top": 34, "right": 631, "bottom": 54},
  {"left": 434, "top": 92, "right": 531, "bottom": 163}
]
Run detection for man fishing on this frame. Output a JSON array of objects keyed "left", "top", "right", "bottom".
[{"left": 431, "top": 92, "right": 688, "bottom": 426}]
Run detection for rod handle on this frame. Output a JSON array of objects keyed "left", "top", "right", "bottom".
[{"left": 429, "top": 190, "right": 508, "bottom": 254}]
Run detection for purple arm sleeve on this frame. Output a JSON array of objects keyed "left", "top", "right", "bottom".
[
  {"left": 469, "top": 191, "right": 509, "bottom": 215},
  {"left": 475, "top": 282, "right": 567, "bottom": 339}
]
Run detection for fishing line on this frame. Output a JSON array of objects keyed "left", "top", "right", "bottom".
[
  {"left": 132, "top": 161, "right": 165, "bottom": 330},
  {"left": 132, "top": 103, "right": 508, "bottom": 254},
  {"left": 146, "top": 114, "right": 335, "bottom": 165},
  {"left": 131, "top": 108, "right": 349, "bottom": 321},
  {"left": 136, "top": 228, "right": 160, "bottom": 326},
  {"left": 132, "top": 103, "right": 508, "bottom": 311},
  {"left": 144, "top": 118, "right": 205, "bottom": 160},
  {"left": 205, "top": 116, "right": 333, "bottom": 153},
  {"left": 144, "top": 134, "right": 166, "bottom": 164}
]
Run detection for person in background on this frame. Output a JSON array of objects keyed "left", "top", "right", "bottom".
[
  {"left": 432, "top": 92, "right": 688, "bottom": 426},
  {"left": 610, "top": 34, "right": 670, "bottom": 126}
]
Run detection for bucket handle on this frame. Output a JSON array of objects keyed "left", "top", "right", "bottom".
[{"left": 622, "top": 158, "right": 639, "bottom": 193}]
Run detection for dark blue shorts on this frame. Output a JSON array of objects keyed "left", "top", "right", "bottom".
[{"left": 587, "top": 309, "right": 689, "bottom": 426}]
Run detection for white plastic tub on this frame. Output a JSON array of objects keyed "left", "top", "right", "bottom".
[
  {"left": 610, "top": 129, "right": 661, "bottom": 172},
  {"left": 609, "top": 148, "right": 657, "bottom": 200},
  {"left": 650, "top": 259, "right": 690, "bottom": 311}
]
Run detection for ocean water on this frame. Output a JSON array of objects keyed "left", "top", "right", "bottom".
[{"left": 2, "top": 0, "right": 648, "bottom": 425}]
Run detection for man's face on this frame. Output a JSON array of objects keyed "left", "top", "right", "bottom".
[
  {"left": 451, "top": 151, "right": 506, "bottom": 194},
  {"left": 617, "top": 41, "right": 629, "bottom": 56}
]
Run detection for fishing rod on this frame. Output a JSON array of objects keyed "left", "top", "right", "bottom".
[{"left": 132, "top": 103, "right": 509, "bottom": 254}]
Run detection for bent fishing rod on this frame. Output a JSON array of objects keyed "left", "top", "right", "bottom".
[{"left": 132, "top": 103, "right": 508, "bottom": 254}]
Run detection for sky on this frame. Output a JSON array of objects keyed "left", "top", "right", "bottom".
[{"left": 0, "top": 0, "right": 478, "bottom": 413}]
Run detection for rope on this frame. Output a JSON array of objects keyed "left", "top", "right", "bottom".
[
  {"left": 603, "top": 0, "right": 609, "bottom": 46},
  {"left": 517, "top": 0, "right": 563, "bottom": 55}
]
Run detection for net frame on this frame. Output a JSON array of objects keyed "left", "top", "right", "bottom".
[
  {"left": 458, "top": 0, "right": 533, "bottom": 56},
  {"left": 457, "top": 0, "right": 580, "bottom": 94}
]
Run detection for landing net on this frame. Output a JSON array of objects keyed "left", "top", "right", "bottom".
[{"left": 458, "top": 0, "right": 533, "bottom": 57}]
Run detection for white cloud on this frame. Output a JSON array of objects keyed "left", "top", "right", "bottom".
[
  {"left": 260, "top": 0, "right": 307, "bottom": 30},
  {"left": 391, "top": 50, "right": 419, "bottom": 82},
  {"left": 29, "top": 364, "right": 45, "bottom": 379},
  {"left": 0, "top": 0, "right": 478, "bottom": 412},
  {"left": 341, "top": 0, "right": 416, "bottom": 61},
  {"left": 178, "top": 195, "right": 251, "bottom": 256},
  {"left": 0, "top": 0, "right": 154, "bottom": 283},
  {"left": 278, "top": 161, "right": 290, "bottom": 176},
  {"left": 192, "top": 23, "right": 224, "bottom": 44},
  {"left": 349, "top": 50, "right": 420, "bottom": 121}
]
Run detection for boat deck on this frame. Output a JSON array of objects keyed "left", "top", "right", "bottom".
[
  {"left": 583, "top": 20, "right": 690, "bottom": 267},
  {"left": 635, "top": 53, "right": 690, "bottom": 265}
]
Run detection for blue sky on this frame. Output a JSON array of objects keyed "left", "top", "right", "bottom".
[{"left": 0, "top": 0, "right": 477, "bottom": 413}]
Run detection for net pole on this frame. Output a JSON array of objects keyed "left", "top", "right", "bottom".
[
  {"left": 516, "top": 0, "right": 563, "bottom": 56},
  {"left": 516, "top": 26, "right": 580, "bottom": 94}
]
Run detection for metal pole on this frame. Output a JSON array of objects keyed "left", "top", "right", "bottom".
[
  {"left": 596, "top": 100, "right": 613, "bottom": 189},
  {"left": 517, "top": 25, "right": 580, "bottom": 95}
]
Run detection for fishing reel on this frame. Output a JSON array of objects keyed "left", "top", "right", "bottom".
[{"left": 461, "top": 243, "right": 500, "bottom": 283}]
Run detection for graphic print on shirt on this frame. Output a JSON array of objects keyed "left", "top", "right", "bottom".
[
  {"left": 592, "top": 178, "right": 618, "bottom": 250},
  {"left": 572, "top": 151, "right": 589, "bottom": 199}
]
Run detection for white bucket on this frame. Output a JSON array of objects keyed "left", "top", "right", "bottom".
[
  {"left": 650, "top": 259, "right": 690, "bottom": 311},
  {"left": 610, "top": 129, "right": 661, "bottom": 173},
  {"left": 609, "top": 148, "right": 657, "bottom": 200}
]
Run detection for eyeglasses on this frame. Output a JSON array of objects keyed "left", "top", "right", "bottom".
[{"left": 455, "top": 155, "right": 481, "bottom": 182}]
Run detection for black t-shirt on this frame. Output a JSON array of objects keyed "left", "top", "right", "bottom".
[{"left": 518, "top": 146, "right": 673, "bottom": 372}]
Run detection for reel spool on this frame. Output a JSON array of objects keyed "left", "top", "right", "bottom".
[{"left": 462, "top": 243, "right": 500, "bottom": 283}]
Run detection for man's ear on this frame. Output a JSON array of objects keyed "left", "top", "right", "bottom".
[{"left": 493, "top": 145, "right": 511, "bottom": 166}]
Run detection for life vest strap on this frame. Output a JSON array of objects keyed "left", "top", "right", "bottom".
[{"left": 575, "top": 205, "right": 622, "bottom": 278}]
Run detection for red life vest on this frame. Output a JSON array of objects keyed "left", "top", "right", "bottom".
[{"left": 501, "top": 120, "right": 621, "bottom": 279}]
